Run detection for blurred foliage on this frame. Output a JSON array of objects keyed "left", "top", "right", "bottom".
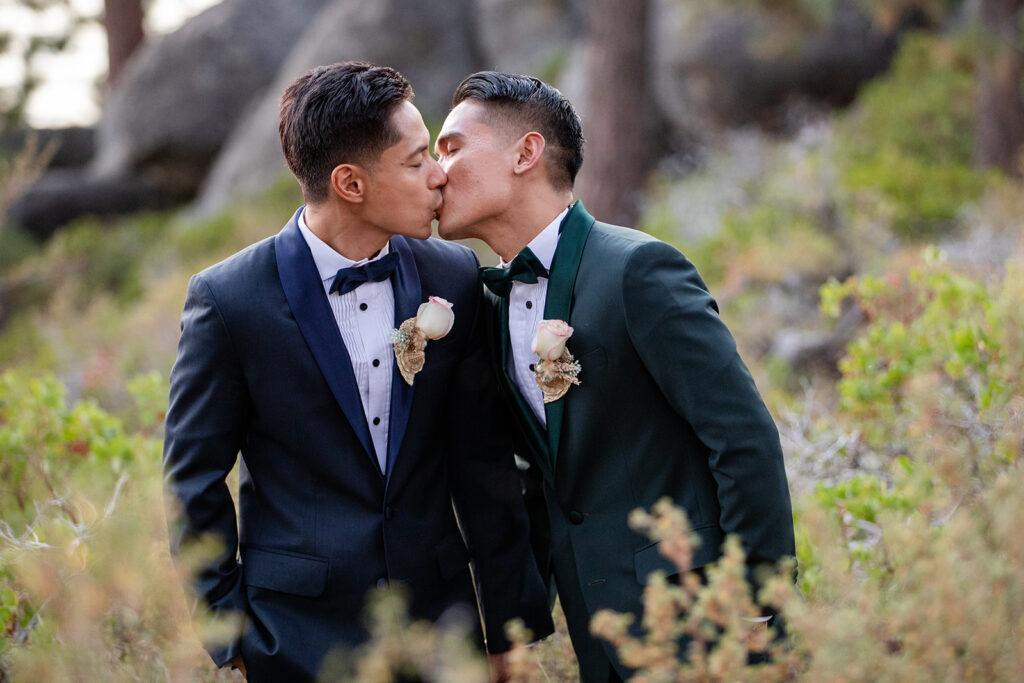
[
  {"left": 836, "top": 32, "right": 991, "bottom": 239},
  {"left": 323, "top": 587, "right": 489, "bottom": 682},
  {"left": 707, "top": 0, "right": 961, "bottom": 61},
  {"left": 589, "top": 430, "right": 1022, "bottom": 681},
  {"left": 0, "top": 0, "right": 99, "bottom": 130},
  {"left": 821, "top": 247, "right": 1023, "bottom": 483},
  {"left": 645, "top": 31, "right": 997, "bottom": 294},
  {"left": 785, "top": 460, "right": 1024, "bottom": 681},
  {"left": 0, "top": 370, "right": 228, "bottom": 681},
  {"left": 0, "top": 173, "right": 303, "bottom": 398},
  {"left": 718, "top": 0, "right": 960, "bottom": 31},
  {"left": 589, "top": 500, "right": 800, "bottom": 682},
  {"left": 677, "top": 204, "right": 848, "bottom": 299},
  {"left": 0, "top": 135, "right": 51, "bottom": 270},
  {"left": 0, "top": 133, "right": 55, "bottom": 215}
]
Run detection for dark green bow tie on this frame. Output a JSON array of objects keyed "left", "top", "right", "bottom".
[{"left": 480, "top": 247, "right": 550, "bottom": 298}]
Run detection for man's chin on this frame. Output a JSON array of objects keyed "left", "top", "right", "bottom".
[
  {"left": 392, "top": 225, "right": 432, "bottom": 241},
  {"left": 436, "top": 220, "right": 465, "bottom": 242}
]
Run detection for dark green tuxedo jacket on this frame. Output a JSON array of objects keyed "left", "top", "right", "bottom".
[{"left": 484, "top": 202, "right": 795, "bottom": 681}]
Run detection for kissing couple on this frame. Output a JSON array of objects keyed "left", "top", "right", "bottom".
[{"left": 163, "top": 62, "right": 795, "bottom": 683}]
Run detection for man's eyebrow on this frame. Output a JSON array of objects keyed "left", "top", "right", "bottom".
[
  {"left": 434, "top": 131, "right": 464, "bottom": 151},
  {"left": 404, "top": 144, "right": 428, "bottom": 162}
]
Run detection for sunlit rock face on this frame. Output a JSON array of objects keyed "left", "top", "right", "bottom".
[
  {"left": 194, "top": 0, "right": 483, "bottom": 216},
  {"left": 195, "top": 0, "right": 583, "bottom": 217}
]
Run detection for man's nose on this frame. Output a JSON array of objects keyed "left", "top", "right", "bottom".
[
  {"left": 429, "top": 157, "right": 447, "bottom": 189},
  {"left": 436, "top": 152, "right": 452, "bottom": 174}
]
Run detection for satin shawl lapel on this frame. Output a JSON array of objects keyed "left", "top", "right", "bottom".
[
  {"left": 274, "top": 208, "right": 379, "bottom": 475},
  {"left": 384, "top": 236, "right": 420, "bottom": 483},
  {"left": 493, "top": 290, "right": 554, "bottom": 483},
  {"left": 543, "top": 201, "right": 595, "bottom": 469}
]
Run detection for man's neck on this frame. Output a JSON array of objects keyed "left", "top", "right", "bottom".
[
  {"left": 304, "top": 202, "right": 388, "bottom": 262},
  {"left": 490, "top": 190, "right": 574, "bottom": 263}
]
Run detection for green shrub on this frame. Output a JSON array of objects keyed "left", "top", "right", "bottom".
[
  {"left": 787, "top": 462, "right": 1024, "bottom": 682},
  {"left": 170, "top": 213, "right": 238, "bottom": 261},
  {"left": 820, "top": 248, "right": 1023, "bottom": 489},
  {"left": 587, "top": 461, "right": 1024, "bottom": 682},
  {"left": 836, "top": 33, "right": 989, "bottom": 238},
  {"left": 0, "top": 370, "right": 222, "bottom": 681},
  {"left": 588, "top": 500, "right": 800, "bottom": 682}
]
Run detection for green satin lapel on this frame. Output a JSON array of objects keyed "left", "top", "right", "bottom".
[{"left": 543, "top": 201, "right": 596, "bottom": 469}]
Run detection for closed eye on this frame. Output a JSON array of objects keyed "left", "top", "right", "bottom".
[{"left": 411, "top": 150, "right": 431, "bottom": 168}]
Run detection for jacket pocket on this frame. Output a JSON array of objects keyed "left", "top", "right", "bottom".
[
  {"left": 634, "top": 524, "right": 725, "bottom": 586},
  {"left": 242, "top": 547, "right": 329, "bottom": 597},
  {"left": 435, "top": 534, "right": 471, "bottom": 581}
]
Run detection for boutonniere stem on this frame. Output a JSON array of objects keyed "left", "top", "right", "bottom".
[
  {"left": 532, "top": 319, "right": 581, "bottom": 402},
  {"left": 392, "top": 296, "right": 454, "bottom": 385}
]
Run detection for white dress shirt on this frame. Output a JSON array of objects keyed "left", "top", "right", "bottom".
[
  {"left": 298, "top": 210, "right": 394, "bottom": 472},
  {"left": 504, "top": 207, "right": 569, "bottom": 426}
]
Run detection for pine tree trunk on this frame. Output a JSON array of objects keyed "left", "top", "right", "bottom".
[
  {"left": 974, "top": 0, "right": 1024, "bottom": 176},
  {"left": 576, "top": 0, "right": 652, "bottom": 226},
  {"left": 104, "top": 0, "right": 145, "bottom": 86}
]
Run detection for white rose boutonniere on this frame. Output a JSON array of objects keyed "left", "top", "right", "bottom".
[
  {"left": 531, "top": 319, "right": 581, "bottom": 403},
  {"left": 415, "top": 296, "right": 455, "bottom": 340},
  {"left": 392, "top": 296, "right": 454, "bottom": 385}
]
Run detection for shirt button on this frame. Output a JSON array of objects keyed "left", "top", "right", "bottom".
[
  {"left": 373, "top": 416, "right": 381, "bottom": 426},
  {"left": 529, "top": 363, "right": 536, "bottom": 372},
  {"left": 372, "top": 359, "right": 380, "bottom": 367},
  {"left": 359, "top": 303, "right": 368, "bottom": 311},
  {"left": 526, "top": 300, "right": 533, "bottom": 309}
]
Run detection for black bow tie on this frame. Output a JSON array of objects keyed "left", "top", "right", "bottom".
[
  {"left": 480, "top": 247, "right": 549, "bottom": 298},
  {"left": 329, "top": 251, "right": 400, "bottom": 296}
]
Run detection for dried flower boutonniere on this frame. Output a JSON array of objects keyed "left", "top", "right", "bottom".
[
  {"left": 392, "top": 296, "right": 454, "bottom": 385},
  {"left": 531, "top": 319, "right": 581, "bottom": 403}
]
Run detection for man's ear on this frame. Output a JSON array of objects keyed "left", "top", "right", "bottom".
[
  {"left": 512, "top": 132, "right": 546, "bottom": 176},
  {"left": 329, "top": 164, "right": 366, "bottom": 203}
]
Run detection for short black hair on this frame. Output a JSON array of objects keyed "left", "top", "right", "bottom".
[
  {"left": 452, "top": 71, "right": 584, "bottom": 190},
  {"left": 279, "top": 62, "right": 413, "bottom": 203}
]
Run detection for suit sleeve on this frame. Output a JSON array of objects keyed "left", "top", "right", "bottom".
[
  {"left": 445, "top": 252, "right": 555, "bottom": 653},
  {"left": 623, "top": 240, "right": 796, "bottom": 567},
  {"left": 162, "top": 274, "right": 248, "bottom": 667}
]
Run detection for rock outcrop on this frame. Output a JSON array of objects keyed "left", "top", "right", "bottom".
[
  {"left": 7, "top": 0, "right": 329, "bottom": 238},
  {"left": 194, "top": 0, "right": 487, "bottom": 216}
]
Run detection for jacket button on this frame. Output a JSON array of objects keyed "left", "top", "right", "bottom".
[
  {"left": 569, "top": 510, "right": 585, "bottom": 525},
  {"left": 376, "top": 577, "right": 387, "bottom": 589},
  {"left": 384, "top": 506, "right": 393, "bottom": 520}
]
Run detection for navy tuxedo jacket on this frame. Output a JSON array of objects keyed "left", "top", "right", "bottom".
[{"left": 163, "top": 209, "right": 552, "bottom": 681}]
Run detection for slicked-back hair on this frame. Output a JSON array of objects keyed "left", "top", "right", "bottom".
[
  {"left": 452, "top": 71, "right": 584, "bottom": 191},
  {"left": 279, "top": 62, "right": 413, "bottom": 203}
]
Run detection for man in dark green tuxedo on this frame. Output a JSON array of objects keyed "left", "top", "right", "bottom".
[{"left": 434, "top": 72, "right": 796, "bottom": 682}]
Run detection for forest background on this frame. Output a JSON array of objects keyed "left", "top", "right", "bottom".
[{"left": 1, "top": 0, "right": 1022, "bottom": 680}]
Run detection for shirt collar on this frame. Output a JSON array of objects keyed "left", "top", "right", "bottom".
[
  {"left": 499, "top": 207, "right": 569, "bottom": 270},
  {"left": 298, "top": 207, "right": 391, "bottom": 283}
]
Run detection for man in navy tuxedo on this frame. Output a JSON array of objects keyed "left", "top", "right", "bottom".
[{"left": 162, "top": 62, "right": 552, "bottom": 681}]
